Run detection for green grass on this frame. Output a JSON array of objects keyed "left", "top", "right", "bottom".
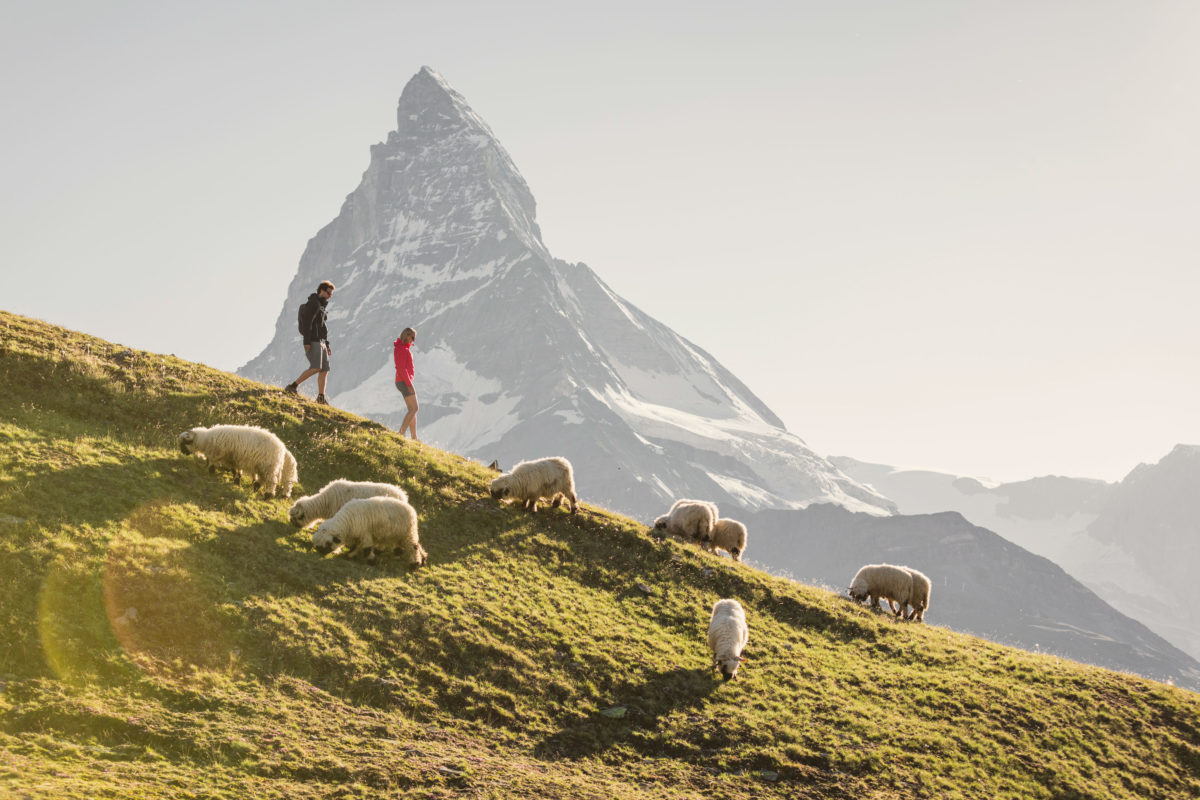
[{"left": 1, "top": 307, "right": 1198, "bottom": 799}]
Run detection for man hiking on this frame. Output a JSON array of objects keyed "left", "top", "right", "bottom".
[{"left": 284, "top": 280, "right": 335, "bottom": 404}]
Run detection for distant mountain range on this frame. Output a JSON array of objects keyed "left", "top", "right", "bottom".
[
  {"left": 741, "top": 503, "right": 1200, "bottom": 691},
  {"left": 832, "top": 446, "right": 1200, "bottom": 662},
  {"left": 239, "top": 67, "right": 894, "bottom": 521}
]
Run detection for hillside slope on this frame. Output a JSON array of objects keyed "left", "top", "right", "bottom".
[{"left": 2, "top": 309, "right": 1199, "bottom": 800}]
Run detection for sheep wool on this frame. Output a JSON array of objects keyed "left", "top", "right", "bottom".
[
  {"left": 288, "top": 478, "right": 409, "bottom": 528},
  {"left": 178, "top": 424, "right": 298, "bottom": 498},
  {"left": 848, "top": 564, "right": 914, "bottom": 617},
  {"left": 489, "top": 457, "right": 578, "bottom": 513},
  {"left": 654, "top": 499, "right": 718, "bottom": 544},
  {"left": 311, "top": 496, "right": 427, "bottom": 567},
  {"left": 707, "top": 599, "right": 750, "bottom": 681},
  {"left": 903, "top": 567, "right": 932, "bottom": 622},
  {"left": 708, "top": 518, "right": 748, "bottom": 561}
]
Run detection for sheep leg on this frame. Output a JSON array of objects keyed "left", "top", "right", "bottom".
[
  {"left": 528, "top": 499, "right": 539, "bottom": 513},
  {"left": 566, "top": 490, "right": 578, "bottom": 513}
]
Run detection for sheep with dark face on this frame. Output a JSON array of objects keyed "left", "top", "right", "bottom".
[
  {"left": 178, "top": 424, "right": 297, "bottom": 498},
  {"left": 311, "top": 496, "right": 427, "bottom": 567},
  {"left": 488, "top": 457, "right": 578, "bottom": 513},
  {"left": 288, "top": 479, "right": 408, "bottom": 528},
  {"left": 653, "top": 499, "right": 718, "bottom": 545},
  {"left": 707, "top": 518, "right": 748, "bottom": 561},
  {"left": 848, "top": 564, "right": 914, "bottom": 617},
  {"left": 707, "top": 599, "right": 750, "bottom": 681}
]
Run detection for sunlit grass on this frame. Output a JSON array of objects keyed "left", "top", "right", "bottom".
[{"left": 1, "top": 308, "right": 1198, "bottom": 799}]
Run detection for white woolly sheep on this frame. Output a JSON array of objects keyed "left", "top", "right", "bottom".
[
  {"left": 653, "top": 499, "right": 718, "bottom": 544},
  {"left": 288, "top": 479, "right": 409, "bottom": 528},
  {"left": 848, "top": 563, "right": 914, "bottom": 617},
  {"left": 311, "top": 496, "right": 427, "bottom": 567},
  {"left": 707, "top": 598, "right": 750, "bottom": 681},
  {"left": 902, "top": 567, "right": 932, "bottom": 622},
  {"left": 178, "top": 424, "right": 297, "bottom": 498},
  {"left": 706, "top": 518, "right": 748, "bottom": 561},
  {"left": 488, "top": 457, "right": 578, "bottom": 513}
]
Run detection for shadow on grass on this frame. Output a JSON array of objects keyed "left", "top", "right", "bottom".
[{"left": 535, "top": 665, "right": 720, "bottom": 759}]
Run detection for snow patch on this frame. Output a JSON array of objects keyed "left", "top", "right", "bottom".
[
  {"left": 330, "top": 357, "right": 399, "bottom": 413},
  {"left": 416, "top": 344, "right": 522, "bottom": 452},
  {"left": 709, "top": 474, "right": 787, "bottom": 510}
]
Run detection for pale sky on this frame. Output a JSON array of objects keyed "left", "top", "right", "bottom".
[{"left": 3, "top": 1, "right": 1197, "bottom": 484}]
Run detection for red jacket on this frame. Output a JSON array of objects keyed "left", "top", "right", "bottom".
[{"left": 393, "top": 339, "right": 414, "bottom": 383}]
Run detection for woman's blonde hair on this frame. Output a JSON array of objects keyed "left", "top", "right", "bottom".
[{"left": 401, "top": 327, "right": 416, "bottom": 342}]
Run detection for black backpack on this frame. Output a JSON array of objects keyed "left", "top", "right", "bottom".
[{"left": 297, "top": 301, "right": 313, "bottom": 337}]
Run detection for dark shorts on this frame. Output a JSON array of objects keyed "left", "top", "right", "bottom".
[
  {"left": 395, "top": 380, "right": 415, "bottom": 398},
  {"left": 306, "top": 343, "right": 330, "bottom": 372}
]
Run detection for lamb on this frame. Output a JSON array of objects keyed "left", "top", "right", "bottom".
[
  {"left": 848, "top": 563, "right": 915, "bottom": 617},
  {"left": 706, "top": 518, "right": 748, "bottom": 561},
  {"left": 288, "top": 479, "right": 409, "bottom": 528},
  {"left": 707, "top": 599, "right": 750, "bottom": 681},
  {"left": 902, "top": 567, "right": 932, "bottom": 622},
  {"left": 488, "top": 457, "right": 578, "bottom": 513},
  {"left": 311, "top": 496, "right": 427, "bottom": 567},
  {"left": 178, "top": 424, "right": 297, "bottom": 498},
  {"left": 653, "top": 499, "right": 718, "bottom": 544}
]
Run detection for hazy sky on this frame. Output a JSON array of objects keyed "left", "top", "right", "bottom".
[{"left": 4, "top": 1, "right": 1197, "bottom": 483}]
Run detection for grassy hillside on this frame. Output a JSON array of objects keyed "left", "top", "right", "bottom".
[{"left": 1, "top": 308, "right": 1198, "bottom": 800}]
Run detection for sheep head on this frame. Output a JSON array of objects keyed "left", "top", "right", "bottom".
[
  {"left": 311, "top": 527, "right": 341, "bottom": 555},
  {"left": 288, "top": 501, "right": 310, "bottom": 528},
  {"left": 714, "top": 654, "right": 743, "bottom": 681},
  {"left": 488, "top": 476, "right": 511, "bottom": 500},
  {"left": 177, "top": 430, "right": 198, "bottom": 455}
]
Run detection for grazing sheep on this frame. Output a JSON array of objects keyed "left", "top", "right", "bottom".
[
  {"left": 653, "top": 499, "right": 718, "bottom": 544},
  {"left": 288, "top": 479, "right": 409, "bottom": 528},
  {"left": 902, "top": 567, "right": 932, "bottom": 622},
  {"left": 848, "top": 563, "right": 914, "bottom": 617},
  {"left": 488, "top": 457, "right": 578, "bottom": 513},
  {"left": 707, "top": 599, "right": 750, "bottom": 681},
  {"left": 178, "top": 424, "right": 297, "bottom": 498},
  {"left": 311, "top": 496, "right": 427, "bottom": 567},
  {"left": 707, "top": 518, "right": 748, "bottom": 561}
]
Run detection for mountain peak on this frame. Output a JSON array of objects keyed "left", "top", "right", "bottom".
[
  {"left": 395, "top": 66, "right": 482, "bottom": 135},
  {"left": 240, "top": 69, "right": 896, "bottom": 520}
]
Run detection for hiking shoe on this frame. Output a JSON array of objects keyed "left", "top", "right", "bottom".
[
  {"left": 283, "top": 382, "right": 299, "bottom": 395},
  {"left": 316, "top": 394, "right": 329, "bottom": 405}
]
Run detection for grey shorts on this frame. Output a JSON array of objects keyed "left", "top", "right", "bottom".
[
  {"left": 306, "top": 342, "right": 330, "bottom": 372},
  {"left": 395, "top": 380, "right": 415, "bottom": 398}
]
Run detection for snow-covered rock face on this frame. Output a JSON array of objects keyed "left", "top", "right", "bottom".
[{"left": 240, "top": 66, "right": 895, "bottom": 520}]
